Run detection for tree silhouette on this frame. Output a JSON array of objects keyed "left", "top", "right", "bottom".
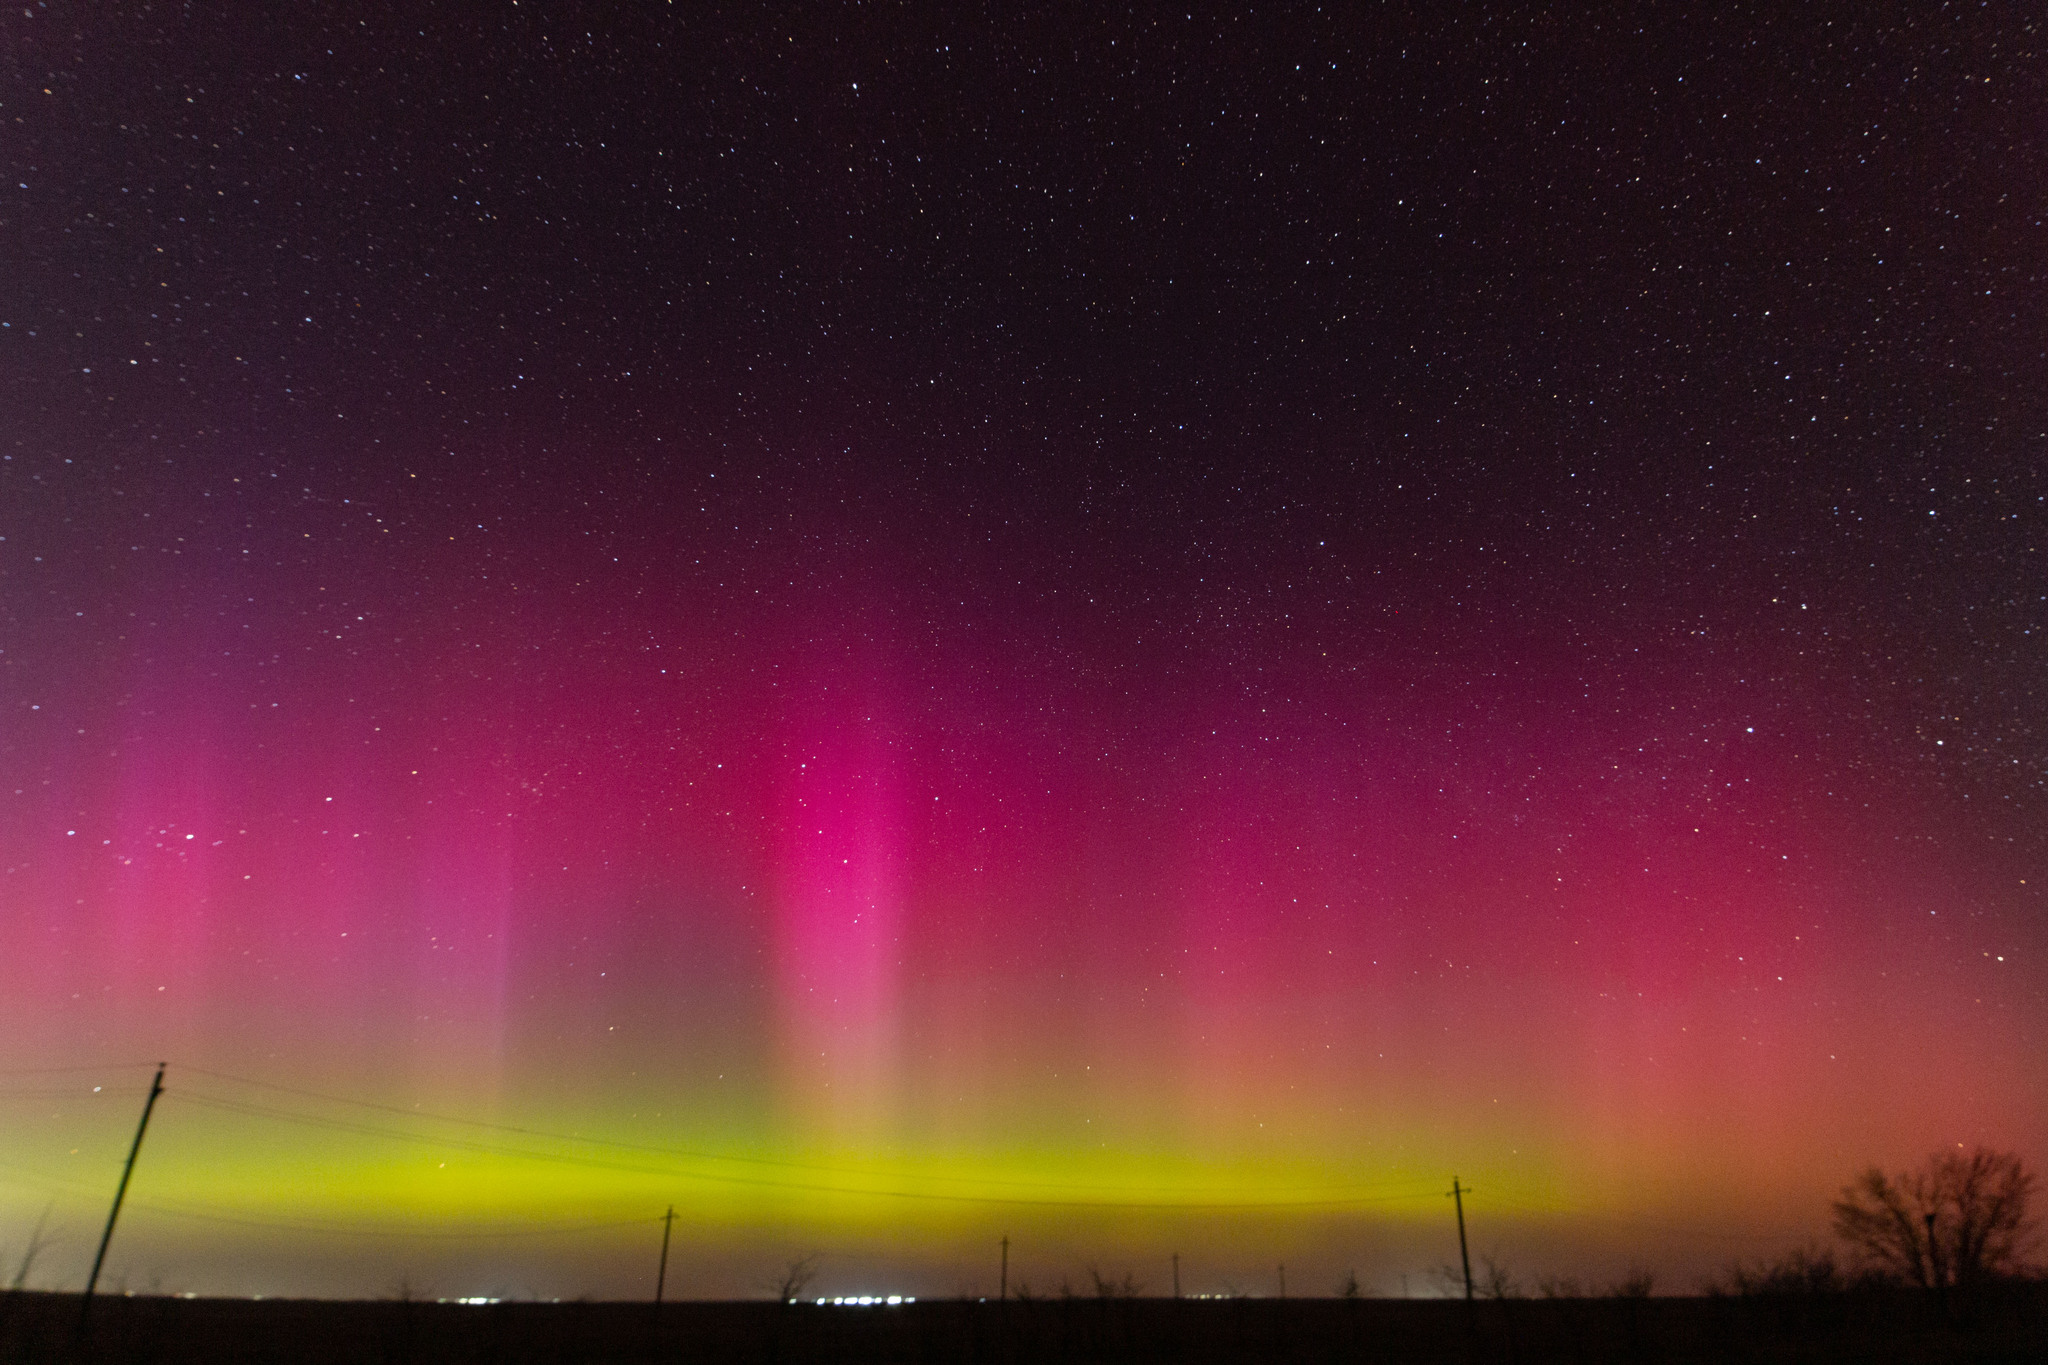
[
  {"left": 1710, "top": 1246, "right": 1846, "bottom": 1297},
  {"left": 1086, "top": 1267, "right": 1142, "bottom": 1299},
  {"left": 772, "top": 1253, "right": 821, "bottom": 1302},
  {"left": 1831, "top": 1147, "right": 2038, "bottom": 1289},
  {"left": 8, "top": 1203, "right": 59, "bottom": 1291},
  {"left": 1605, "top": 1268, "right": 1656, "bottom": 1299},
  {"left": 1477, "top": 1253, "right": 1521, "bottom": 1300}
]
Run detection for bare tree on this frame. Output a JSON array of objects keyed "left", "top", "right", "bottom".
[
  {"left": 1087, "top": 1267, "right": 1142, "bottom": 1299},
  {"left": 1605, "top": 1268, "right": 1655, "bottom": 1299},
  {"left": 1478, "top": 1253, "right": 1521, "bottom": 1300},
  {"left": 9, "top": 1204, "right": 59, "bottom": 1291},
  {"left": 1709, "top": 1246, "right": 1845, "bottom": 1298},
  {"left": 1832, "top": 1148, "right": 2038, "bottom": 1289},
  {"left": 772, "top": 1253, "right": 821, "bottom": 1302}
]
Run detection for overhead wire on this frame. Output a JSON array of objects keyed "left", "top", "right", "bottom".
[
  {"left": 8, "top": 1061, "right": 1828, "bottom": 1241},
  {"left": 0, "top": 1157, "right": 110, "bottom": 1199},
  {"left": 0, "top": 1062, "right": 161, "bottom": 1077},
  {"left": 168, "top": 1089, "right": 1447, "bottom": 1211},
  {"left": 123, "top": 1200, "right": 665, "bottom": 1241},
  {"left": 1477, "top": 1193, "right": 1812, "bottom": 1244},
  {"left": 168, "top": 1063, "right": 1444, "bottom": 1205},
  {"left": 0, "top": 1153, "right": 656, "bottom": 1242}
]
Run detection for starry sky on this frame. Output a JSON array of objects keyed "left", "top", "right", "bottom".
[{"left": 1, "top": 2, "right": 2042, "bottom": 1301}]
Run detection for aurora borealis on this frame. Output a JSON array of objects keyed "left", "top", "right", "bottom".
[{"left": 2, "top": 3, "right": 2042, "bottom": 1300}]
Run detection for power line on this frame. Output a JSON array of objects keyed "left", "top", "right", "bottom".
[
  {"left": 172, "top": 1063, "right": 1423, "bottom": 1199},
  {"left": 124, "top": 1201, "right": 665, "bottom": 1241},
  {"left": 0, "top": 1124, "right": 1822, "bottom": 1252},
  {"left": 174, "top": 1064, "right": 1026, "bottom": 1186},
  {"left": 0, "top": 1159, "right": 660, "bottom": 1242},
  {"left": 18, "top": 1062, "right": 1832, "bottom": 1235},
  {"left": 4, "top": 1064, "right": 1825, "bottom": 1240},
  {"left": 166, "top": 1089, "right": 1444, "bottom": 1211},
  {"left": 160, "top": 1067, "right": 1445, "bottom": 1209},
  {"left": 0, "top": 1159, "right": 112, "bottom": 1199},
  {"left": 1478, "top": 1197, "right": 1815, "bottom": 1245},
  {"left": 0, "top": 1062, "right": 160, "bottom": 1077}
]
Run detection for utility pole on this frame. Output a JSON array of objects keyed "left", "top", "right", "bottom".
[
  {"left": 1172, "top": 1252, "right": 1180, "bottom": 1299},
  {"left": 1277, "top": 1264, "right": 1286, "bottom": 1299},
  {"left": 655, "top": 1205, "right": 676, "bottom": 1304},
  {"left": 81, "top": 1063, "right": 165, "bottom": 1330},
  {"left": 1448, "top": 1177, "right": 1474, "bottom": 1301},
  {"left": 999, "top": 1234, "right": 1009, "bottom": 1302}
]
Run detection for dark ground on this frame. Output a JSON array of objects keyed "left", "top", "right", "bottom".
[{"left": 3, "top": 1285, "right": 2044, "bottom": 1363}]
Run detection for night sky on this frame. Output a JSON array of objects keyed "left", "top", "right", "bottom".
[{"left": 2, "top": 2, "right": 2042, "bottom": 1301}]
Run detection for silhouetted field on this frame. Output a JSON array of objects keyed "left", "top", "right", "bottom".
[{"left": 4, "top": 1284, "right": 2044, "bottom": 1363}]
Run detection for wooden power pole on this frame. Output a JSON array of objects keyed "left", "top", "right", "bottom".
[
  {"left": 81, "top": 1063, "right": 165, "bottom": 1330},
  {"left": 655, "top": 1205, "right": 676, "bottom": 1304},
  {"left": 999, "top": 1234, "right": 1009, "bottom": 1301},
  {"left": 1449, "top": 1177, "right": 1474, "bottom": 1301}
]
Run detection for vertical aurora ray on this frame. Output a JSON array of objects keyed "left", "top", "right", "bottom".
[
  {"left": 2, "top": 529, "right": 2041, "bottom": 1279},
  {"left": 771, "top": 658, "right": 910, "bottom": 1143}
]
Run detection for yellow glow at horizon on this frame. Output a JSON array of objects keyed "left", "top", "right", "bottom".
[{"left": 130, "top": 1105, "right": 1575, "bottom": 1233}]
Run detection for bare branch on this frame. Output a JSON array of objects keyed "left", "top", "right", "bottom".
[{"left": 1832, "top": 1148, "right": 2039, "bottom": 1288}]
